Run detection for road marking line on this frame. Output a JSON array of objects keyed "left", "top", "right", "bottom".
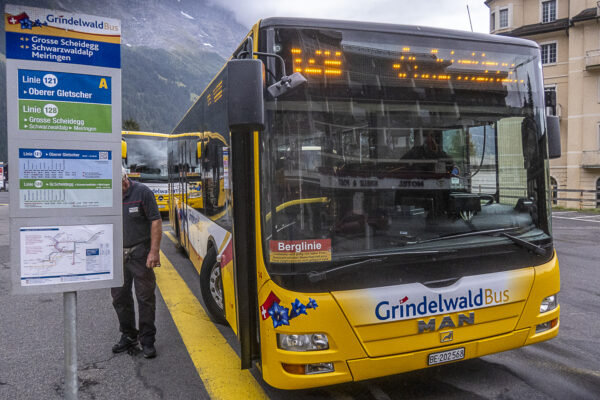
[
  {"left": 163, "top": 230, "right": 178, "bottom": 245},
  {"left": 156, "top": 251, "right": 268, "bottom": 400},
  {"left": 553, "top": 216, "right": 600, "bottom": 223},
  {"left": 0, "top": 203, "right": 8, "bottom": 206}
]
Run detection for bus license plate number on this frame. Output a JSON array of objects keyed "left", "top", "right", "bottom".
[{"left": 428, "top": 348, "right": 465, "bottom": 366}]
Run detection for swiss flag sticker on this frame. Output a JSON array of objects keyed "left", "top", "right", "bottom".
[{"left": 260, "top": 291, "right": 280, "bottom": 320}]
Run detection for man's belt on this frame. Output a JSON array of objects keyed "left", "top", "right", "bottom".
[{"left": 123, "top": 240, "right": 149, "bottom": 263}]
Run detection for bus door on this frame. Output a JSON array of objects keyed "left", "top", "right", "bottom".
[
  {"left": 178, "top": 137, "right": 190, "bottom": 250},
  {"left": 203, "top": 135, "right": 227, "bottom": 214}
]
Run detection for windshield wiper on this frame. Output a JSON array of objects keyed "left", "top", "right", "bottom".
[
  {"left": 415, "top": 227, "right": 522, "bottom": 244},
  {"left": 307, "top": 257, "right": 386, "bottom": 283},
  {"left": 416, "top": 226, "right": 549, "bottom": 256},
  {"left": 306, "top": 248, "right": 448, "bottom": 283},
  {"left": 500, "top": 232, "right": 549, "bottom": 256}
]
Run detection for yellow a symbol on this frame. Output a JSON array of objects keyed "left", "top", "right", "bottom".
[{"left": 99, "top": 78, "right": 108, "bottom": 89}]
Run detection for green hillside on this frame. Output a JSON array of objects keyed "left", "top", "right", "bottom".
[
  {"left": 0, "top": 49, "right": 225, "bottom": 162},
  {"left": 121, "top": 47, "right": 225, "bottom": 133}
]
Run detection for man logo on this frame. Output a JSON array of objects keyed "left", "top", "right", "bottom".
[
  {"left": 440, "top": 331, "right": 453, "bottom": 343},
  {"left": 417, "top": 312, "right": 475, "bottom": 333}
]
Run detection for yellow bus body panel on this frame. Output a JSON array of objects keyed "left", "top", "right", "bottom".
[
  {"left": 258, "top": 281, "right": 366, "bottom": 389},
  {"left": 256, "top": 251, "right": 559, "bottom": 389},
  {"left": 155, "top": 193, "right": 170, "bottom": 213},
  {"left": 222, "top": 257, "right": 238, "bottom": 334}
]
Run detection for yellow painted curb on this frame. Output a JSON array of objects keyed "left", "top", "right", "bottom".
[{"left": 156, "top": 251, "right": 267, "bottom": 400}]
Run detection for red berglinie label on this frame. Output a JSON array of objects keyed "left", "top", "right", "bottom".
[{"left": 269, "top": 239, "right": 332, "bottom": 263}]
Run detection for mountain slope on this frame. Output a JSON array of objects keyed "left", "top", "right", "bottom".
[{"left": 0, "top": 0, "right": 250, "bottom": 161}]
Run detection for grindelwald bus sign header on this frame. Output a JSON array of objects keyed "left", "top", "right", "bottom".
[{"left": 5, "top": 4, "right": 123, "bottom": 295}]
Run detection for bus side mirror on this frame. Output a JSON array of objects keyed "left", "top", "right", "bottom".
[
  {"left": 227, "top": 59, "right": 264, "bottom": 130},
  {"left": 121, "top": 140, "right": 127, "bottom": 162},
  {"left": 267, "top": 72, "right": 307, "bottom": 98},
  {"left": 196, "top": 141, "right": 202, "bottom": 160},
  {"left": 546, "top": 115, "right": 561, "bottom": 159}
]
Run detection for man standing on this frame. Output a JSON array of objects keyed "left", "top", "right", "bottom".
[{"left": 112, "top": 167, "right": 162, "bottom": 358}]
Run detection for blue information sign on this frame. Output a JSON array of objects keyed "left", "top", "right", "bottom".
[
  {"left": 6, "top": 31, "right": 120, "bottom": 68},
  {"left": 18, "top": 69, "right": 112, "bottom": 104}
]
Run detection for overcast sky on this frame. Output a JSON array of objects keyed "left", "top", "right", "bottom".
[{"left": 212, "top": 0, "right": 490, "bottom": 33}]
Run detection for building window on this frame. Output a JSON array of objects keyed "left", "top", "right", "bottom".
[
  {"left": 542, "top": 0, "right": 557, "bottom": 23},
  {"left": 545, "top": 86, "right": 556, "bottom": 116},
  {"left": 490, "top": 12, "right": 496, "bottom": 31},
  {"left": 499, "top": 8, "right": 509, "bottom": 28},
  {"left": 541, "top": 43, "right": 557, "bottom": 64},
  {"left": 550, "top": 177, "right": 558, "bottom": 205},
  {"left": 596, "top": 178, "right": 600, "bottom": 208}
]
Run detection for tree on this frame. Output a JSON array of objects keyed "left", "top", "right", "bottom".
[{"left": 122, "top": 118, "right": 140, "bottom": 131}]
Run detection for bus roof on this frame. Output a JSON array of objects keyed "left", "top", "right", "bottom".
[
  {"left": 259, "top": 17, "right": 538, "bottom": 50},
  {"left": 122, "top": 131, "right": 169, "bottom": 138}
]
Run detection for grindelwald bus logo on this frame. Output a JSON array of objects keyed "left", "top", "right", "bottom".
[{"left": 375, "top": 288, "right": 510, "bottom": 321}]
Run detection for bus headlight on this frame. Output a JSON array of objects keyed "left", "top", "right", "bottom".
[
  {"left": 277, "top": 333, "right": 329, "bottom": 351},
  {"left": 540, "top": 294, "right": 557, "bottom": 313}
]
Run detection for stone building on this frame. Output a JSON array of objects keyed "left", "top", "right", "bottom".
[{"left": 485, "top": 0, "right": 600, "bottom": 207}]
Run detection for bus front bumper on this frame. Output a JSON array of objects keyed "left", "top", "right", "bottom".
[
  {"left": 347, "top": 320, "right": 558, "bottom": 381},
  {"left": 268, "top": 320, "right": 558, "bottom": 389}
]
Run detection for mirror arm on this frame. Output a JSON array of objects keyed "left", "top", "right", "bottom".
[{"left": 253, "top": 51, "right": 287, "bottom": 78}]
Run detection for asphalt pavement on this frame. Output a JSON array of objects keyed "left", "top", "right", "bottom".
[
  {"left": 0, "top": 193, "right": 599, "bottom": 399},
  {"left": 0, "top": 192, "right": 209, "bottom": 400}
]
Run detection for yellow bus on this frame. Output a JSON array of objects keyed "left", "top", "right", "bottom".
[
  {"left": 122, "top": 131, "right": 170, "bottom": 212},
  {"left": 168, "top": 18, "right": 561, "bottom": 389}
]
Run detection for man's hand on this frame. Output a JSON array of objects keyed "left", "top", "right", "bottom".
[
  {"left": 146, "top": 249, "right": 160, "bottom": 269},
  {"left": 147, "top": 218, "right": 163, "bottom": 269}
]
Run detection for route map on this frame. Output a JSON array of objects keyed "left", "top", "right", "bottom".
[{"left": 20, "top": 224, "right": 113, "bottom": 286}]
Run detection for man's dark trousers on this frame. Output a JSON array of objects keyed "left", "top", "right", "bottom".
[{"left": 111, "top": 249, "right": 156, "bottom": 346}]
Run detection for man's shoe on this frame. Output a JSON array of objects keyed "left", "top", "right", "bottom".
[
  {"left": 112, "top": 335, "right": 138, "bottom": 353},
  {"left": 142, "top": 344, "right": 157, "bottom": 358}
]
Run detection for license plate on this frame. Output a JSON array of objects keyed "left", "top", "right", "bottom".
[{"left": 428, "top": 347, "right": 465, "bottom": 366}]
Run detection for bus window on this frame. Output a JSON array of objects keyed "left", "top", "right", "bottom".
[{"left": 122, "top": 132, "right": 169, "bottom": 212}]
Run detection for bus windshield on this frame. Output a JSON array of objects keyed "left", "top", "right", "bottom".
[
  {"left": 259, "top": 27, "right": 552, "bottom": 291},
  {"left": 123, "top": 134, "right": 168, "bottom": 182}
]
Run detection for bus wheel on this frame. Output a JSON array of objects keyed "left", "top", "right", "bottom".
[{"left": 200, "top": 247, "right": 227, "bottom": 325}]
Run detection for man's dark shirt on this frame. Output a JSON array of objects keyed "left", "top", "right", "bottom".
[{"left": 122, "top": 180, "right": 160, "bottom": 248}]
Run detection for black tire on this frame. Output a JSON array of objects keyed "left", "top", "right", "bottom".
[{"left": 199, "top": 246, "right": 227, "bottom": 325}]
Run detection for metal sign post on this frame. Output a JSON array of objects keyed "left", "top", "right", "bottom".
[
  {"left": 64, "top": 291, "right": 77, "bottom": 400},
  {"left": 4, "top": 5, "right": 123, "bottom": 398}
]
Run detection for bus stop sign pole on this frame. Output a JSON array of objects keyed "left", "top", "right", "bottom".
[{"left": 64, "top": 291, "right": 78, "bottom": 400}]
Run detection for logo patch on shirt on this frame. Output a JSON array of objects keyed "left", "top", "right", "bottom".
[{"left": 129, "top": 206, "right": 139, "bottom": 213}]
